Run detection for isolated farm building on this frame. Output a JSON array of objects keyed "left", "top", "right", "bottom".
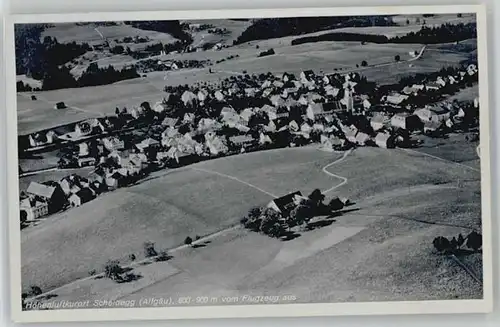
[
  {"left": 103, "top": 137, "right": 125, "bottom": 152},
  {"left": 68, "top": 188, "right": 95, "bottom": 207},
  {"left": 375, "top": 132, "right": 395, "bottom": 149},
  {"left": 135, "top": 138, "right": 160, "bottom": 152},
  {"left": 414, "top": 106, "right": 451, "bottom": 124},
  {"left": 26, "top": 181, "right": 65, "bottom": 213},
  {"left": 370, "top": 113, "right": 390, "bottom": 132},
  {"left": 54, "top": 102, "right": 67, "bottom": 110},
  {"left": 20, "top": 197, "right": 49, "bottom": 221},
  {"left": 390, "top": 113, "right": 422, "bottom": 131},
  {"left": 78, "top": 157, "right": 96, "bottom": 168},
  {"left": 267, "top": 191, "right": 304, "bottom": 216},
  {"left": 385, "top": 93, "right": 409, "bottom": 106}
]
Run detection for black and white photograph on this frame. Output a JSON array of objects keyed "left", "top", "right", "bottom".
[{"left": 5, "top": 4, "right": 493, "bottom": 322}]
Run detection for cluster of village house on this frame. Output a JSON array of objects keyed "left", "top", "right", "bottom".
[{"left": 20, "top": 64, "right": 479, "bottom": 223}]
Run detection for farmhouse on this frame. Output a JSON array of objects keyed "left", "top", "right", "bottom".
[
  {"left": 390, "top": 113, "right": 422, "bottom": 131},
  {"left": 370, "top": 113, "right": 390, "bottom": 132},
  {"left": 20, "top": 197, "right": 49, "bottom": 221},
  {"left": 267, "top": 191, "right": 304, "bottom": 216},
  {"left": 26, "top": 182, "right": 65, "bottom": 213},
  {"left": 78, "top": 157, "right": 96, "bottom": 167},
  {"left": 54, "top": 102, "right": 67, "bottom": 110},
  {"left": 375, "top": 132, "right": 395, "bottom": 149},
  {"left": 355, "top": 132, "right": 371, "bottom": 146},
  {"left": 161, "top": 117, "right": 179, "bottom": 128},
  {"left": 229, "top": 135, "right": 255, "bottom": 148},
  {"left": 69, "top": 188, "right": 95, "bottom": 207},
  {"left": 75, "top": 119, "right": 105, "bottom": 138},
  {"left": 103, "top": 137, "right": 125, "bottom": 152},
  {"left": 135, "top": 138, "right": 160, "bottom": 152},
  {"left": 414, "top": 106, "right": 451, "bottom": 123},
  {"left": 29, "top": 131, "right": 57, "bottom": 147},
  {"left": 300, "top": 70, "right": 315, "bottom": 83},
  {"left": 385, "top": 93, "right": 409, "bottom": 105},
  {"left": 425, "top": 82, "right": 441, "bottom": 91},
  {"left": 79, "top": 142, "right": 89, "bottom": 157},
  {"left": 423, "top": 121, "right": 446, "bottom": 135}
]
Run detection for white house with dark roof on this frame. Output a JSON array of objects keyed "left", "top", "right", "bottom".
[{"left": 20, "top": 197, "right": 49, "bottom": 220}]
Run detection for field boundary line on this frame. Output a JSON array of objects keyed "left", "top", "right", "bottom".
[
  {"left": 400, "top": 148, "right": 480, "bottom": 172},
  {"left": 191, "top": 167, "right": 277, "bottom": 198}
]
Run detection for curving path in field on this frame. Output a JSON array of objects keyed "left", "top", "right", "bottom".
[{"left": 27, "top": 149, "right": 353, "bottom": 301}]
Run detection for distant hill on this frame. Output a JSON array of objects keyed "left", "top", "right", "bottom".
[{"left": 233, "top": 16, "right": 396, "bottom": 45}]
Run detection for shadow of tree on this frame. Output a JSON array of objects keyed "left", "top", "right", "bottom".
[
  {"left": 280, "top": 231, "right": 301, "bottom": 241},
  {"left": 117, "top": 273, "right": 143, "bottom": 283}
]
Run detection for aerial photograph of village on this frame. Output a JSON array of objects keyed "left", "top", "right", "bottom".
[{"left": 15, "top": 13, "right": 483, "bottom": 310}]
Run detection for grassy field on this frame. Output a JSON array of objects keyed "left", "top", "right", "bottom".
[
  {"left": 21, "top": 148, "right": 345, "bottom": 293},
  {"left": 182, "top": 19, "right": 252, "bottom": 48},
  {"left": 28, "top": 144, "right": 482, "bottom": 304},
  {"left": 17, "top": 94, "right": 101, "bottom": 135},
  {"left": 41, "top": 23, "right": 178, "bottom": 45}
]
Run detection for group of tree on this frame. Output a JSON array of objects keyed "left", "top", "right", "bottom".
[
  {"left": 40, "top": 62, "right": 140, "bottom": 91},
  {"left": 391, "top": 23, "right": 477, "bottom": 44},
  {"left": 124, "top": 20, "right": 193, "bottom": 44},
  {"left": 258, "top": 48, "right": 276, "bottom": 57},
  {"left": 291, "top": 22, "right": 477, "bottom": 46},
  {"left": 15, "top": 25, "right": 92, "bottom": 80},
  {"left": 233, "top": 16, "right": 395, "bottom": 44},
  {"left": 240, "top": 189, "right": 345, "bottom": 238}
]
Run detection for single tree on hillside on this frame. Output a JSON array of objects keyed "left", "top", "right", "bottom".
[{"left": 395, "top": 55, "right": 401, "bottom": 62}]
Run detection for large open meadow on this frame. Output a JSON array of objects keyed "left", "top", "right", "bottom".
[{"left": 26, "top": 144, "right": 482, "bottom": 304}]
